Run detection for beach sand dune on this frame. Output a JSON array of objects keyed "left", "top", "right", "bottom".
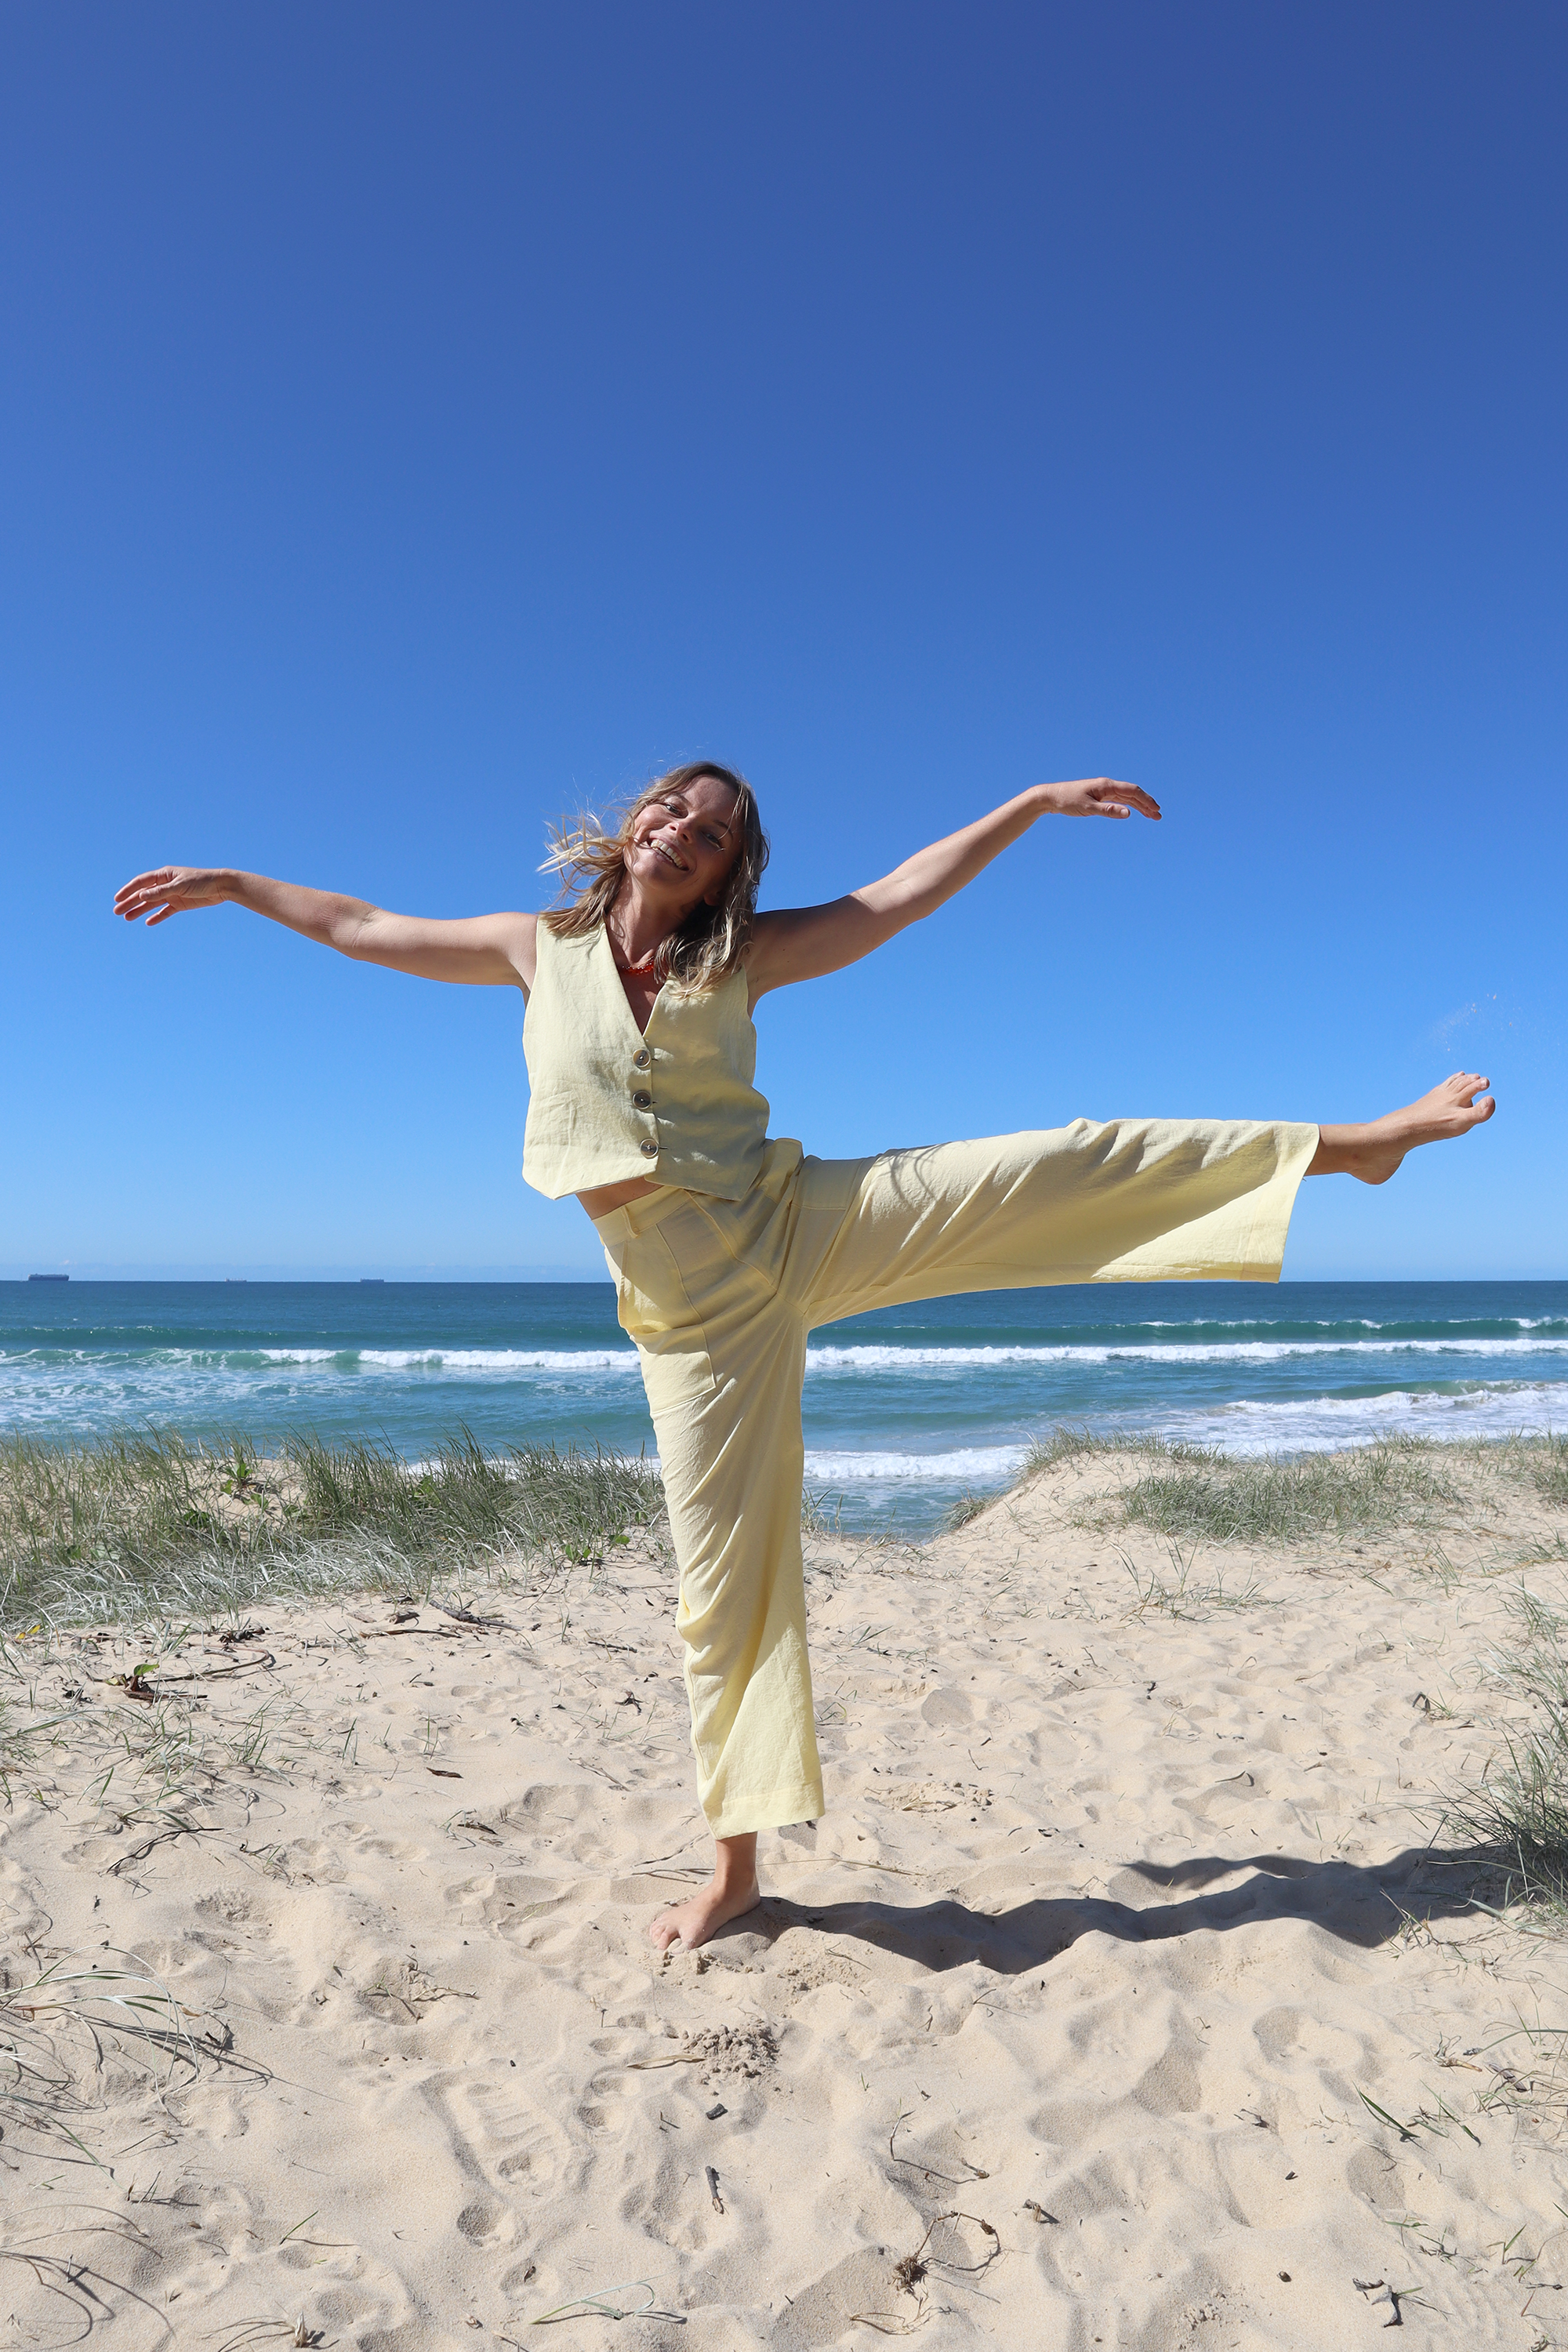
[{"left": 4, "top": 1451, "right": 1567, "bottom": 2347}]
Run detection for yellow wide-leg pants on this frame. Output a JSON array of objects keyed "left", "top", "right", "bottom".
[{"left": 593, "top": 1116, "right": 1319, "bottom": 1839}]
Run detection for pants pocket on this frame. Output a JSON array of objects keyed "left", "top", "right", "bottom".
[{"left": 612, "top": 1216, "right": 718, "bottom": 1392}]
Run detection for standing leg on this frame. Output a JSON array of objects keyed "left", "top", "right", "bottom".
[
  {"left": 595, "top": 1185, "right": 822, "bottom": 1951},
  {"left": 642, "top": 1302, "right": 819, "bottom": 1951}
]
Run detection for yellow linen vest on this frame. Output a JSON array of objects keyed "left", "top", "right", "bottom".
[{"left": 521, "top": 923, "right": 771, "bottom": 1200}]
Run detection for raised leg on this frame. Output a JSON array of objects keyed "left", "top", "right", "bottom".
[{"left": 1307, "top": 1072, "right": 1494, "bottom": 1185}]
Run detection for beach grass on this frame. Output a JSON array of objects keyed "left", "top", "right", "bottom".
[
  {"left": 0, "top": 1427, "right": 666, "bottom": 1632},
  {"left": 1440, "top": 1581, "right": 1568, "bottom": 1912},
  {"left": 1022, "top": 1427, "right": 1512, "bottom": 1545},
  {"left": 1526, "top": 1432, "right": 1568, "bottom": 1510},
  {"left": 0, "top": 1948, "right": 209, "bottom": 2175},
  {"left": 1120, "top": 1539, "right": 1261, "bottom": 1620},
  {"left": 5, "top": 1421, "right": 1560, "bottom": 1630},
  {"left": 1020, "top": 1427, "right": 1173, "bottom": 1474},
  {"left": 1115, "top": 1436, "right": 1465, "bottom": 1546}
]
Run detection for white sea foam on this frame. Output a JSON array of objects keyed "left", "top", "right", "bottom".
[
  {"left": 1163, "top": 1381, "right": 1566, "bottom": 1457},
  {"left": 253, "top": 1346, "right": 642, "bottom": 1373},
  {"left": 803, "top": 1337, "right": 1568, "bottom": 1372},
  {"left": 802, "top": 1445, "right": 1026, "bottom": 1486},
  {"left": 800, "top": 1388, "right": 1566, "bottom": 1490},
  {"left": 9, "top": 1334, "right": 1566, "bottom": 1384}
]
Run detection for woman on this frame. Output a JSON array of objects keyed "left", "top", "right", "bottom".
[{"left": 115, "top": 764, "right": 1494, "bottom": 1951}]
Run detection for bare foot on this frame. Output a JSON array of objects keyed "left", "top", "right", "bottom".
[
  {"left": 648, "top": 1830, "right": 760, "bottom": 1953},
  {"left": 1310, "top": 1072, "right": 1496, "bottom": 1186},
  {"left": 648, "top": 1871, "right": 760, "bottom": 1954}
]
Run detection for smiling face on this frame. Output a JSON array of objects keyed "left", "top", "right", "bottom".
[{"left": 625, "top": 772, "right": 742, "bottom": 912}]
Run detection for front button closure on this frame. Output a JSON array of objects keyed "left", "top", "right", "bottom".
[
  {"left": 639, "top": 1140, "right": 658, "bottom": 1157},
  {"left": 632, "top": 1048, "right": 651, "bottom": 1069},
  {"left": 632, "top": 1091, "right": 652, "bottom": 1109}
]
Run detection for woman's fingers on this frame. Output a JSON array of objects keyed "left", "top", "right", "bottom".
[
  {"left": 1094, "top": 780, "right": 1161, "bottom": 816},
  {"left": 113, "top": 866, "right": 223, "bottom": 922},
  {"left": 1083, "top": 779, "right": 1161, "bottom": 820},
  {"left": 112, "top": 868, "right": 170, "bottom": 912},
  {"left": 114, "top": 869, "right": 180, "bottom": 918},
  {"left": 117, "top": 891, "right": 177, "bottom": 923}
]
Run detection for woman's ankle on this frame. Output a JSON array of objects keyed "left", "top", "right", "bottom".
[{"left": 710, "top": 1831, "right": 758, "bottom": 1889}]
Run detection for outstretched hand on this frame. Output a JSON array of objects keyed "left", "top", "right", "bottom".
[
  {"left": 1040, "top": 777, "right": 1161, "bottom": 820},
  {"left": 114, "top": 866, "right": 230, "bottom": 926}
]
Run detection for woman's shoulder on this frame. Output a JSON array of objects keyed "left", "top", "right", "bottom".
[{"left": 536, "top": 914, "right": 605, "bottom": 960}]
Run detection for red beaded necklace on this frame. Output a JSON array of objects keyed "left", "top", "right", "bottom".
[{"left": 614, "top": 951, "right": 660, "bottom": 978}]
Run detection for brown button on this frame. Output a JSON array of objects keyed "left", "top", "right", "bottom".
[
  {"left": 639, "top": 1140, "right": 658, "bottom": 1157},
  {"left": 632, "top": 1090, "right": 652, "bottom": 1109},
  {"left": 633, "top": 1048, "right": 651, "bottom": 1069}
]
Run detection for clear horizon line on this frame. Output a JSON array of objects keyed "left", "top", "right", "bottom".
[{"left": 5, "top": 1268, "right": 1567, "bottom": 1287}]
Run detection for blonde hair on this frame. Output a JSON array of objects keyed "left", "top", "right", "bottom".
[{"left": 539, "top": 761, "right": 768, "bottom": 988}]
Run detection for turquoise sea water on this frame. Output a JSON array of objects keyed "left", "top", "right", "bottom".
[{"left": 4, "top": 1279, "right": 1566, "bottom": 1534}]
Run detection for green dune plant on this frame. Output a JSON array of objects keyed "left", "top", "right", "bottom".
[
  {"left": 1024, "top": 1427, "right": 1463, "bottom": 1546},
  {"left": 0, "top": 1427, "right": 666, "bottom": 1631},
  {"left": 1442, "top": 1583, "right": 1568, "bottom": 1912},
  {"left": 1526, "top": 1432, "right": 1568, "bottom": 1510}
]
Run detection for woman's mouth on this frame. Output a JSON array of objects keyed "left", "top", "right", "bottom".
[{"left": 650, "top": 841, "right": 687, "bottom": 871}]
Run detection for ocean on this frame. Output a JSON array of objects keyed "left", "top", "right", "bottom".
[{"left": 3, "top": 1277, "right": 1565, "bottom": 1535}]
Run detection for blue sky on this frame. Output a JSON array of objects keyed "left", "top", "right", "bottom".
[{"left": 4, "top": 2, "right": 1563, "bottom": 1280}]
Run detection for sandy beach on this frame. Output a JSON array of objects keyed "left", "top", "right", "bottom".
[{"left": 5, "top": 1444, "right": 1568, "bottom": 2349}]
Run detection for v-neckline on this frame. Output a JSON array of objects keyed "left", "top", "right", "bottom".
[{"left": 600, "top": 924, "right": 666, "bottom": 1041}]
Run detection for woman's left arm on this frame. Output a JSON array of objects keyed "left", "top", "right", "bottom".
[{"left": 746, "top": 777, "right": 1160, "bottom": 998}]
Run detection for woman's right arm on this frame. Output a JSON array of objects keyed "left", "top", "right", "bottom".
[{"left": 112, "top": 866, "right": 538, "bottom": 990}]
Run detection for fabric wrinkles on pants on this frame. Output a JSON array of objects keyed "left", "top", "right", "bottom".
[{"left": 593, "top": 1115, "right": 1320, "bottom": 1840}]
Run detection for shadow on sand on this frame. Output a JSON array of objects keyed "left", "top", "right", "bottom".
[{"left": 738, "top": 1844, "right": 1503, "bottom": 1975}]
